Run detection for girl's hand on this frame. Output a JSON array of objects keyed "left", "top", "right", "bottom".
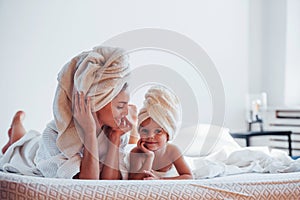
[
  {"left": 143, "top": 170, "right": 159, "bottom": 180},
  {"left": 137, "top": 139, "right": 154, "bottom": 157},
  {"left": 73, "top": 91, "right": 97, "bottom": 137}
]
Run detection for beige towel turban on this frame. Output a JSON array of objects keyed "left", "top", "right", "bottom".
[
  {"left": 138, "top": 86, "right": 181, "bottom": 141},
  {"left": 53, "top": 46, "right": 130, "bottom": 158}
]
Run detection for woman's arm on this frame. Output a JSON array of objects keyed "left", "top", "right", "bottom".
[
  {"left": 128, "top": 104, "right": 139, "bottom": 144},
  {"left": 128, "top": 124, "right": 139, "bottom": 144},
  {"left": 73, "top": 92, "right": 100, "bottom": 179},
  {"left": 100, "top": 117, "right": 133, "bottom": 180},
  {"left": 100, "top": 128, "right": 123, "bottom": 180},
  {"left": 78, "top": 133, "right": 100, "bottom": 179}
]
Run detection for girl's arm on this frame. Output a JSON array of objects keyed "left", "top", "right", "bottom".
[
  {"left": 144, "top": 144, "right": 193, "bottom": 180},
  {"left": 163, "top": 145, "right": 193, "bottom": 180},
  {"left": 73, "top": 92, "right": 100, "bottom": 179},
  {"left": 128, "top": 143, "right": 155, "bottom": 180},
  {"left": 166, "top": 156, "right": 193, "bottom": 180}
]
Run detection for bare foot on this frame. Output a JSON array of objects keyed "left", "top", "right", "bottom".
[
  {"left": 2, "top": 111, "right": 26, "bottom": 154},
  {"left": 1, "top": 128, "right": 12, "bottom": 154}
]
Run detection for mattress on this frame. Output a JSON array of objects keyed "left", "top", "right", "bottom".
[
  {"left": 1, "top": 171, "right": 300, "bottom": 199},
  {"left": 2, "top": 124, "right": 300, "bottom": 199}
]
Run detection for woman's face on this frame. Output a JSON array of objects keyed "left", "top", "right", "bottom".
[{"left": 96, "top": 88, "right": 130, "bottom": 129}]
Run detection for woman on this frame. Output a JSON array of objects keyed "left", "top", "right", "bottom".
[{"left": 0, "top": 46, "right": 134, "bottom": 180}]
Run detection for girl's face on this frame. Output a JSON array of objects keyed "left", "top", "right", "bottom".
[
  {"left": 96, "top": 88, "right": 130, "bottom": 129},
  {"left": 139, "top": 118, "right": 168, "bottom": 151}
]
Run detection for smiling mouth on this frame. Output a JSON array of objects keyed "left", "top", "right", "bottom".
[{"left": 146, "top": 142, "right": 157, "bottom": 145}]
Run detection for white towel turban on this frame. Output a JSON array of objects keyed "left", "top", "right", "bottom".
[
  {"left": 53, "top": 46, "right": 130, "bottom": 158},
  {"left": 137, "top": 86, "right": 181, "bottom": 141}
]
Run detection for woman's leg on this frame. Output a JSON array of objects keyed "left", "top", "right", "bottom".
[{"left": 2, "top": 111, "right": 26, "bottom": 154}]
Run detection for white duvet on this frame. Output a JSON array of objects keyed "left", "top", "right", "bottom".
[
  {"left": 189, "top": 146, "right": 300, "bottom": 179},
  {"left": 1, "top": 123, "right": 300, "bottom": 180},
  {"left": 176, "top": 124, "right": 300, "bottom": 179}
]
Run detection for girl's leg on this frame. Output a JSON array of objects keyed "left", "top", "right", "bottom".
[{"left": 2, "top": 111, "right": 26, "bottom": 154}]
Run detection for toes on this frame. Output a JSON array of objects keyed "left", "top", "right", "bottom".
[
  {"left": 8, "top": 127, "right": 12, "bottom": 137},
  {"left": 2, "top": 144, "right": 9, "bottom": 154},
  {"left": 11, "top": 110, "right": 25, "bottom": 125}
]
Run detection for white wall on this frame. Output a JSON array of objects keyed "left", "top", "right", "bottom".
[
  {"left": 285, "top": 0, "right": 300, "bottom": 106},
  {"left": 249, "top": 0, "right": 300, "bottom": 108},
  {"left": 249, "top": 0, "right": 287, "bottom": 106},
  {"left": 261, "top": 0, "right": 287, "bottom": 107},
  {"left": 0, "top": 0, "right": 249, "bottom": 147}
]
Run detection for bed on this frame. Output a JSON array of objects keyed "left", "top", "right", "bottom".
[
  {"left": 1, "top": 124, "right": 300, "bottom": 199},
  {"left": 1, "top": 171, "right": 300, "bottom": 199}
]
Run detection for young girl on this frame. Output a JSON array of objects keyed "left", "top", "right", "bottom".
[{"left": 128, "top": 86, "right": 193, "bottom": 180}]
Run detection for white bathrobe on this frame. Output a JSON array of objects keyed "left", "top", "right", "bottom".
[{"left": 0, "top": 120, "right": 129, "bottom": 179}]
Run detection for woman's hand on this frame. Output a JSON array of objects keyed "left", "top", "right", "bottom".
[
  {"left": 104, "top": 116, "right": 133, "bottom": 143},
  {"left": 73, "top": 92, "right": 100, "bottom": 180},
  {"left": 128, "top": 104, "right": 138, "bottom": 125},
  {"left": 110, "top": 104, "right": 137, "bottom": 138},
  {"left": 117, "top": 116, "right": 133, "bottom": 134},
  {"left": 73, "top": 91, "right": 97, "bottom": 137},
  {"left": 128, "top": 104, "right": 139, "bottom": 144}
]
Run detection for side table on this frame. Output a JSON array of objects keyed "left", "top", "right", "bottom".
[{"left": 230, "top": 130, "right": 292, "bottom": 156}]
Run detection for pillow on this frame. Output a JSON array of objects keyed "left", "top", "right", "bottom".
[{"left": 171, "top": 124, "right": 241, "bottom": 157}]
